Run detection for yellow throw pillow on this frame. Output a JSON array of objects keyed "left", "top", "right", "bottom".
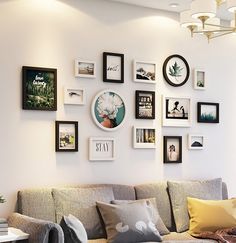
[{"left": 187, "top": 197, "right": 236, "bottom": 236}]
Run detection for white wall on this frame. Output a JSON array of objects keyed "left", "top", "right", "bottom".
[{"left": 0, "top": 0, "right": 236, "bottom": 218}]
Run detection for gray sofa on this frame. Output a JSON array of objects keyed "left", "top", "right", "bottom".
[{"left": 8, "top": 179, "right": 228, "bottom": 243}]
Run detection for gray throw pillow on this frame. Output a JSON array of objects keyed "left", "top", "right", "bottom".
[
  {"left": 111, "top": 198, "right": 170, "bottom": 235},
  {"left": 97, "top": 199, "right": 163, "bottom": 243},
  {"left": 167, "top": 178, "right": 222, "bottom": 233}
]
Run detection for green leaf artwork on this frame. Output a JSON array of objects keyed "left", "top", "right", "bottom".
[{"left": 168, "top": 61, "right": 183, "bottom": 79}]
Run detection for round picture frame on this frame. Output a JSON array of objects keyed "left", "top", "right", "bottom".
[
  {"left": 91, "top": 89, "right": 126, "bottom": 131},
  {"left": 162, "top": 54, "right": 190, "bottom": 87}
]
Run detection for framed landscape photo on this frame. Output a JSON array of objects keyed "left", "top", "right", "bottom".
[
  {"left": 197, "top": 102, "right": 219, "bottom": 123},
  {"left": 64, "top": 87, "right": 86, "bottom": 105},
  {"left": 162, "top": 54, "right": 190, "bottom": 87},
  {"left": 22, "top": 66, "right": 57, "bottom": 110},
  {"left": 133, "top": 60, "right": 157, "bottom": 84},
  {"left": 135, "top": 90, "right": 155, "bottom": 119},
  {"left": 89, "top": 137, "right": 115, "bottom": 161},
  {"left": 162, "top": 95, "right": 191, "bottom": 127},
  {"left": 91, "top": 89, "right": 126, "bottom": 131},
  {"left": 194, "top": 68, "right": 206, "bottom": 90},
  {"left": 74, "top": 60, "right": 96, "bottom": 78},
  {"left": 163, "top": 136, "right": 182, "bottom": 163},
  {"left": 103, "top": 52, "right": 124, "bottom": 83},
  {"left": 133, "top": 126, "right": 156, "bottom": 149},
  {"left": 55, "top": 121, "right": 78, "bottom": 152},
  {"left": 188, "top": 134, "right": 204, "bottom": 150}
]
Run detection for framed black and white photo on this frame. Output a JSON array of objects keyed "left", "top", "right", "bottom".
[
  {"left": 74, "top": 60, "right": 96, "bottom": 78},
  {"left": 135, "top": 90, "right": 155, "bottom": 119},
  {"left": 22, "top": 66, "right": 57, "bottom": 111},
  {"left": 64, "top": 87, "right": 86, "bottom": 105},
  {"left": 194, "top": 68, "right": 206, "bottom": 90},
  {"left": 163, "top": 136, "right": 182, "bottom": 163},
  {"left": 55, "top": 121, "right": 78, "bottom": 152},
  {"left": 103, "top": 52, "right": 124, "bottom": 83},
  {"left": 188, "top": 134, "right": 204, "bottom": 150},
  {"left": 89, "top": 137, "right": 115, "bottom": 161},
  {"left": 133, "top": 60, "right": 157, "bottom": 84},
  {"left": 162, "top": 95, "right": 191, "bottom": 127},
  {"left": 197, "top": 102, "right": 219, "bottom": 123},
  {"left": 133, "top": 126, "right": 156, "bottom": 149},
  {"left": 163, "top": 54, "right": 190, "bottom": 87}
]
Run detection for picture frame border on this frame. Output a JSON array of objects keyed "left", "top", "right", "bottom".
[
  {"left": 133, "top": 60, "right": 157, "bottom": 84},
  {"left": 103, "top": 52, "right": 124, "bottom": 83},
  {"left": 193, "top": 68, "right": 206, "bottom": 90},
  {"left": 64, "top": 86, "right": 86, "bottom": 105},
  {"left": 188, "top": 134, "right": 204, "bottom": 150},
  {"left": 197, "top": 102, "right": 219, "bottom": 123},
  {"left": 133, "top": 126, "right": 156, "bottom": 149},
  {"left": 162, "top": 95, "right": 191, "bottom": 127},
  {"left": 163, "top": 136, "right": 182, "bottom": 163},
  {"left": 89, "top": 137, "right": 115, "bottom": 161},
  {"left": 55, "top": 120, "right": 78, "bottom": 152},
  {"left": 135, "top": 90, "right": 155, "bottom": 119},
  {"left": 22, "top": 66, "right": 57, "bottom": 111},
  {"left": 74, "top": 59, "right": 96, "bottom": 78}
]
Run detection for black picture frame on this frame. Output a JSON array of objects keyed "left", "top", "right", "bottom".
[
  {"left": 163, "top": 136, "right": 182, "bottom": 163},
  {"left": 22, "top": 66, "right": 57, "bottom": 111},
  {"left": 55, "top": 121, "right": 78, "bottom": 152},
  {"left": 135, "top": 90, "right": 155, "bottom": 119},
  {"left": 103, "top": 52, "right": 124, "bottom": 83},
  {"left": 197, "top": 102, "right": 219, "bottom": 123},
  {"left": 162, "top": 54, "right": 190, "bottom": 87}
]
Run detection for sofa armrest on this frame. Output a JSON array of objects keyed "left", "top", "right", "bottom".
[{"left": 8, "top": 213, "right": 64, "bottom": 243}]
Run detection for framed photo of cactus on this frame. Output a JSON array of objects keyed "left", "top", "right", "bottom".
[
  {"left": 22, "top": 66, "right": 57, "bottom": 110},
  {"left": 197, "top": 102, "right": 219, "bottom": 123},
  {"left": 194, "top": 68, "right": 206, "bottom": 90},
  {"left": 91, "top": 89, "right": 126, "bottom": 131},
  {"left": 162, "top": 54, "right": 190, "bottom": 87}
]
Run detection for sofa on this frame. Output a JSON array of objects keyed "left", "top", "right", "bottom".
[{"left": 8, "top": 178, "right": 228, "bottom": 243}]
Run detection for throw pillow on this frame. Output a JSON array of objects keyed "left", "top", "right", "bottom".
[
  {"left": 187, "top": 197, "right": 236, "bottom": 236},
  {"left": 52, "top": 187, "right": 114, "bottom": 239},
  {"left": 111, "top": 198, "right": 170, "bottom": 235},
  {"left": 60, "top": 214, "right": 88, "bottom": 243},
  {"left": 167, "top": 178, "right": 222, "bottom": 232},
  {"left": 96, "top": 199, "right": 163, "bottom": 243}
]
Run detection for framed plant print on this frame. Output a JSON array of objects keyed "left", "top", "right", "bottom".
[
  {"left": 197, "top": 102, "right": 219, "bottom": 123},
  {"left": 74, "top": 60, "right": 96, "bottom": 78},
  {"left": 64, "top": 87, "right": 86, "bottom": 105},
  {"left": 89, "top": 137, "right": 115, "bottom": 161},
  {"left": 162, "top": 95, "right": 191, "bottom": 127},
  {"left": 103, "top": 52, "right": 124, "bottom": 83},
  {"left": 55, "top": 121, "right": 78, "bottom": 152},
  {"left": 163, "top": 136, "right": 182, "bottom": 163},
  {"left": 135, "top": 90, "right": 155, "bottom": 119},
  {"left": 91, "top": 89, "right": 126, "bottom": 131},
  {"left": 162, "top": 54, "right": 190, "bottom": 87},
  {"left": 188, "top": 134, "right": 204, "bottom": 150},
  {"left": 133, "top": 126, "right": 156, "bottom": 149},
  {"left": 133, "top": 60, "right": 157, "bottom": 84},
  {"left": 22, "top": 66, "right": 57, "bottom": 110},
  {"left": 194, "top": 68, "right": 206, "bottom": 90}
]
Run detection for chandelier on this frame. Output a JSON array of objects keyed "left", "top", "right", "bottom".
[{"left": 180, "top": 0, "right": 236, "bottom": 41}]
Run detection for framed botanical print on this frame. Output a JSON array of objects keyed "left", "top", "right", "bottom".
[
  {"left": 197, "top": 102, "right": 219, "bottom": 123},
  {"left": 194, "top": 68, "right": 206, "bottom": 90},
  {"left": 103, "top": 52, "right": 124, "bottom": 83},
  {"left": 74, "top": 59, "right": 96, "bottom": 78},
  {"left": 22, "top": 66, "right": 57, "bottom": 110},
  {"left": 64, "top": 87, "right": 86, "bottom": 105},
  {"left": 163, "top": 136, "right": 182, "bottom": 163},
  {"left": 133, "top": 126, "right": 156, "bottom": 149},
  {"left": 162, "top": 54, "right": 190, "bottom": 87},
  {"left": 135, "top": 90, "right": 155, "bottom": 119},
  {"left": 188, "top": 134, "right": 204, "bottom": 150},
  {"left": 55, "top": 121, "right": 78, "bottom": 152}
]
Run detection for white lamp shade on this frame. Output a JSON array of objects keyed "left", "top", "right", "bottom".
[
  {"left": 227, "top": 0, "right": 236, "bottom": 12},
  {"left": 191, "top": 0, "right": 217, "bottom": 19},
  {"left": 180, "top": 10, "right": 201, "bottom": 27}
]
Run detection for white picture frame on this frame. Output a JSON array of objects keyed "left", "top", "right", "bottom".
[
  {"left": 89, "top": 137, "right": 115, "bottom": 161},
  {"left": 188, "top": 134, "right": 204, "bottom": 150},
  {"left": 193, "top": 68, "right": 206, "bottom": 90},
  {"left": 162, "top": 95, "right": 191, "bottom": 127},
  {"left": 74, "top": 59, "right": 96, "bottom": 78},
  {"left": 133, "top": 60, "right": 157, "bottom": 84},
  {"left": 64, "top": 87, "right": 86, "bottom": 105},
  {"left": 133, "top": 126, "right": 156, "bottom": 149}
]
